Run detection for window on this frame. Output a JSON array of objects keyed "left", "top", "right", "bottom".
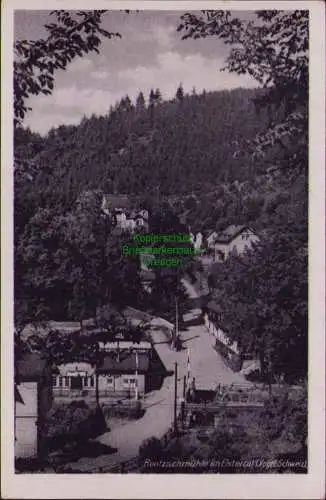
[
  {"left": 107, "top": 377, "right": 114, "bottom": 386},
  {"left": 64, "top": 377, "right": 69, "bottom": 387},
  {"left": 52, "top": 376, "right": 57, "bottom": 387},
  {"left": 89, "top": 376, "right": 94, "bottom": 387},
  {"left": 58, "top": 377, "right": 63, "bottom": 387},
  {"left": 217, "top": 250, "right": 225, "bottom": 261},
  {"left": 123, "top": 377, "right": 138, "bottom": 387}
]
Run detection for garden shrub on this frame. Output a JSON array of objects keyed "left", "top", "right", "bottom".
[{"left": 43, "top": 400, "right": 107, "bottom": 450}]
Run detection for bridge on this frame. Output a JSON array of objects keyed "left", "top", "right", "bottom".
[
  {"left": 185, "top": 401, "right": 264, "bottom": 412},
  {"left": 182, "top": 384, "right": 269, "bottom": 422}
]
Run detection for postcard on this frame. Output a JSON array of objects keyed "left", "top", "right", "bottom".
[{"left": 1, "top": 1, "right": 325, "bottom": 498}]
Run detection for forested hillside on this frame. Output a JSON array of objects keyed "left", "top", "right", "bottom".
[
  {"left": 15, "top": 85, "right": 307, "bottom": 336},
  {"left": 15, "top": 85, "right": 296, "bottom": 230},
  {"left": 13, "top": 8, "right": 308, "bottom": 392}
]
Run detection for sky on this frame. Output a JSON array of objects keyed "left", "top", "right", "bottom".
[{"left": 14, "top": 10, "right": 258, "bottom": 135}]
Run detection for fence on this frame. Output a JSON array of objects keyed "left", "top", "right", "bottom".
[{"left": 53, "top": 388, "right": 144, "bottom": 400}]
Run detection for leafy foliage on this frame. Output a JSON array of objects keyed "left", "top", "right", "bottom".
[
  {"left": 14, "top": 11, "right": 307, "bottom": 388},
  {"left": 43, "top": 400, "right": 107, "bottom": 449},
  {"left": 209, "top": 221, "right": 307, "bottom": 382},
  {"left": 178, "top": 10, "right": 308, "bottom": 174},
  {"left": 14, "top": 10, "right": 121, "bottom": 127}
]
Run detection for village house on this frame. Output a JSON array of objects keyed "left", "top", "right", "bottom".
[
  {"left": 203, "top": 301, "right": 260, "bottom": 374},
  {"left": 52, "top": 330, "right": 163, "bottom": 402},
  {"left": 203, "top": 301, "right": 241, "bottom": 371},
  {"left": 101, "top": 194, "right": 132, "bottom": 216},
  {"left": 101, "top": 194, "right": 149, "bottom": 233},
  {"left": 15, "top": 352, "right": 53, "bottom": 460},
  {"left": 97, "top": 349, "right": 150, "bottom": 397},
  {"left": 140, "top": 268, "right": 156, "bottom": 293},
  {"left": 206, "top": 225, "right": 260, "bottom": 262}
]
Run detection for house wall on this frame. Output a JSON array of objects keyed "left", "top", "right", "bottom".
[
  {"left": 15, "top": 417, "right": 38, "bottom": 458},
  {"left": 204, "top": 313, "right": 239, "bottom": 355},
  {"left": 98, "top": 373, "right": 145, "bottom": 395},
  {"left": 116, "top": 212, "right": 127, "bottom": 227},
  {"left": 206, "top": 232, "right": 218, "bottom": 247},
  {"left": 15, "top": 382, "right": 38, "bottom": 458},
  {"left": 195, "top": 232, "right": 203, "bottom": 250},
  {"left": 53, "top": 373, "right": 146, "bottom": 401},
  {"left": 214, "top": 229, "right": 259, "bottom": 261},
  {"left": 204, "top": 313, "right": 259, "bottom": 373}
]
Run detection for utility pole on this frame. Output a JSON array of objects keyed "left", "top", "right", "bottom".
[
  {"left": 171, "top": 296, "right": 179, "bottom": 350},
  {"left": 135, "top": 350, "right": 139, "bottom": 401},
  {"left": 175, "top": 296, "right": 179, "bottom": 339},
  {"left": 174, "top": 362, "right": 178, "bottom": 435}
]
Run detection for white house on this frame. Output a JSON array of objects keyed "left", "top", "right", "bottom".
[
  {"left": 52, "top": 351, "right": 153, "bottom": 402},
  {"left": 203, "top": 301, "right": 260, "bottom": 374},
  {"left": 15, "top": 353, "right": 52, "bottom": 460},
  {"left": 203, "top": 302, "right": 239, "bottom": 354},
  {"left": 101, "top": 195, "right": 149, "bottom": 233},
  {"left": 53, "top": 362, "right": 96, "bottom": 395},
  {"left": 52, "top": 330, "right": 159, "bottom": 402},
  {"left": 207, "top": 225, "right": 260, "bottom": 262}
]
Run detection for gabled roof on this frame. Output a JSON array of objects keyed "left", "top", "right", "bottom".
[
  {"left": 15, "top": 386, "right": 25, "bottom": 404},
  {"left": 203, "top": 228, "right": 216, "bottom": 237},
  {"left": 213, "top": 225, "right": 253, "bottom": 244},
  {"left": 102, "top": 194, "right": 133, "bottom": 210},
  {"left": 98, "top": 351, "right": 150, "bottom": 374},
  {"left": 206, "top": 301, "right": 223, "bottom": 314}
]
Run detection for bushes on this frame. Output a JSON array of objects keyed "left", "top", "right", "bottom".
[
  {"left": 139, "top": 436, "right": 163, "bottom": 460},
  {"left": 260, "top": 389, "right": 307, "bottom": 448},
  {"left": 42, "top": 400, "right": 107, "bottom": 450}
]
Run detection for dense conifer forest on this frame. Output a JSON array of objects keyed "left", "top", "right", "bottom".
[{"left": 14, "top": 9, "right": 308, "bottom": 386}]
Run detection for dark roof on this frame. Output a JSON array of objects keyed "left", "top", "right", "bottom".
[
  {"left": 206, "top": 301, "right": 223, "bottom": 314},
  {"left": 98, "top": 351, "right": 150, "bottom": 374},
  {"left": 203, "top": 228, "right": 215, "bottom": 236},
  {"left": 16, "top": 353, "right": 48, "bottom": 381},
  {"left": 214, "top": 225, "right": 249, "bottom": 244},
  {"left": 192, "top": 389, "right": 216, "bottom": 404},
  {"left": 15, "top": 386, "right": 25, "bottom": 404},
  {"left": 102, "top": 194, "right": 133, "bottom": 210},
  {"left": 96, "top": 304, "right": 127, "bottom": 323}
]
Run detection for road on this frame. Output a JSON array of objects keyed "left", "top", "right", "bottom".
[{"left": 65, "top": 279, "right": 251, "bottom": 472}]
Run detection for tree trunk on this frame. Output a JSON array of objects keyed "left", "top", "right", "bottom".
[
  {"left": 268, "top": 357, "right": 273, "bottom": 398},
  {"left": 259, "top": 348, "right": 267, "bottom": 381},
  {"left": 95, "top": 369, "right": 100, "bottom": 409}
]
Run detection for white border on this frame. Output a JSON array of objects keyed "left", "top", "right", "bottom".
[{"left": 2, "top": 1, "right": 325, "bottom": 499}]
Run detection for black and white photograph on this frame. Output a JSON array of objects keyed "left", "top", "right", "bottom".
[{"left": 2, "top": 1, "right": 325, "bottom": 498}]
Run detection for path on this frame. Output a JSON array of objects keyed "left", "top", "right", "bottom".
[{"left": 64, "top": 279, "right": 250, "bottom": 471}]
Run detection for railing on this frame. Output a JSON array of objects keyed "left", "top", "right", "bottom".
[
  {"left": 185, "top": 401, "right": 264, "bottom": 413},
  {"left": 53, "top": 388, "right": 143, "bottom": 400}
]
